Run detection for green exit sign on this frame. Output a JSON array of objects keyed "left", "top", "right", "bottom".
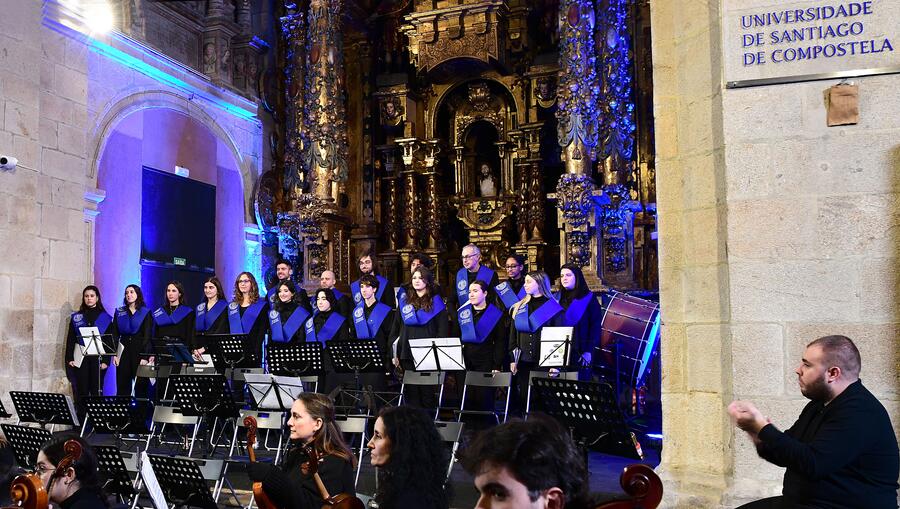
[{"left": 173, "top": 257, "right": 186, "bottom": 266}]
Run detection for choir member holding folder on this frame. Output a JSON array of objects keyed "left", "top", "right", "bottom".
[
  {"left": 113, "top": 284, "right": 152, "bottom": 396},
  {"left": 194, "top": 276, "right": 229, "bottom": 359},
  {"left": 66, "top": 285, "right": 114, "bottom": 416}
]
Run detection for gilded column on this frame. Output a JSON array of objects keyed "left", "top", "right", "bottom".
[
  {"left": 281, "top": 7, "right": 307, "bottom": 197},
  {"left": 402, "top": 172, "right": 419, "bottom": 249},
  {"left": 303, "top": 0, "right": 349, "bottom": 206}
]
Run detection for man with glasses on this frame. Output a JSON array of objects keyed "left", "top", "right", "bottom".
[
  {"left": 495, "top": 254, "right": 527, "bottom": 310},
  {"left": 452, "top": 244, "right": 499, "bottom": 312}
]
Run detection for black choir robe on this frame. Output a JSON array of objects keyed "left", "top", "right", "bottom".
[
  {"left": 507, "top": 296, "right": 564, "bottom": 365},
  {"left": 65, "top": 306, "right": 115, "bottom": 408},
  {"left": 351, "top": 300, "right": 396, "bottom": 371},
  {"left": 115, "top": 307, "right": 153, "bottom": 397},
  {"left": 194, "top": 300, "right": 229, "bottom": 351},
  {"left": 452, "top": 306, "right": 507, "bottom": 372},
  {"left": 153, "top": 305, "right": 196, "bottom": 347},
  {"left": 238, "top": 302, "right": 269, "bottom": 368},
  {"left": 268, "top": 302, "right": 308, "bottom": 345},
  {"left": 390, "top": 300, "right": 449, "bottom": 364},
  {"left": 558, "top": 290, "right": 603, "bottom": 367}
]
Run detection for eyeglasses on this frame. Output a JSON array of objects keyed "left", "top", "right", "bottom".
[
  {"left": 238, "top": 279, "right": 251, "bottom": 283},
  {"left": 461, "top": 253, "right": 479, "bottom": 260},
  {"left": 33, "top": 464, "right": 54, "bottom": 475}
]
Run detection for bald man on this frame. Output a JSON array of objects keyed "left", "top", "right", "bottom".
[{"left": 318, "top": 270, "right": 353, "bottom": 317}]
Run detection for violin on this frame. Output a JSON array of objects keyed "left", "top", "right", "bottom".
[
  {"left": 244, "top": 416, "right": 278, "bottom": 509},
  {"left": 302, "top": 445, "right": 364, "bottom": 509},
  {"left": 5, "top": 439, "right": 83, "bottom": 509}
]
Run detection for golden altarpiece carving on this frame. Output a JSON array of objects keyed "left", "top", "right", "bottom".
[{"left": 255, "top": 0, "right": 658, "bottom": 293}]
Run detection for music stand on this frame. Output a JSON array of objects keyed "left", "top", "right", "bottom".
[
  {"left": 145, "top": 454, "right": 218, "bottom": 509},
  {"left": 170, "top": 374, "right": 238, "bottom": 420},
  {"left": 94, "top": 445, "right": 137, "bottom": 504},
  {"left": 0, "top": 397, "right": 11, "bottom": 419},
  {"left": 328, "top": 340, "right": 392, "bottom": 415},
  {"left": 83, "top": 396, "right": 149, "bottom": 440},
  {"left": 408, "top": 338, "right": 466, "bottom": 371},
  {"left": 75, "top": 328, "right": 116, "bottom": 392},
  {"left": 0, "top": 424, "right": 51, "bottom": 468},
  {"left": 10, "top": 391, "right": 79, "bottom": 429},
  {"left": 267, "top": 342, "right": 325, "bottom": 377},
  {"left": 244, "top": 373, "right": 304, "bottom": 411},
  {"left": 151, "top": 337, "right": 197, "bottom": 366},
  {"left": 537, "top": 327, "right": 573, "bottom": 369},
  {"left": 529, "top": 378, "right": 642, "bottom": 460},
  {"left": 205, "top": 333, "right": 252, "bottom": 370}
]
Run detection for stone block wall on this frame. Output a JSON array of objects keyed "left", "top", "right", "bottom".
[
  {"left": 652, "top": 0, "right": 900, "bottom": 506},
  {"left": 0, "top": 2, "right": 262, "bottom": 413}
]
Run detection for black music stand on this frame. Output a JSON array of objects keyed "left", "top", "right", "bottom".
[
  {"left": 529, "top": 378, "right": 642, "bottom": 460},
  {"left": 0, "top": 424, "right": 51, "bottom": 468},
  {"left": 205, "top": 333, "right": 252, "bottom": 371},
  {"left": 94, "top": 445, "right": 137, "bottom": 504},
  {"left": 328, "top": 340, "right": 393, "bottom": 415},
  {"left": 0, "top": 397, "right": 11, "bottom": 419},
  {"left": 268, "top": 342, "right": 325, "bottom": 377},
  {"left": 145, "top": 454, "right": 218, "bottom": 509},
  {"left": 83, "top": 396, "right": 149, "bottom": 440},
  {"left": 170, "top": 374, "right": 238, "bottom": 420},
  {"left": 151, "top": 337, "right": 197, "bottom": 366},
  {"left": 10, "top": 391, "right": 79, "bottom": 429}
]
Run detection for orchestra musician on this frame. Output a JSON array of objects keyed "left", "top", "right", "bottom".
[
  {"left": 35, "top": 434, "right": 108, "bottom": 508},
  {"left": 247, "top": 393, "right": 356, "bottom": 509}
]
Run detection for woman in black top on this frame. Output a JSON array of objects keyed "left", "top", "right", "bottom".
[
  {"left": 229, "top": 272, "right": 268, "bottom": 367},
  {"left": 248, "top": 393, "right": 356, "bottom": 509},
  {"left": 152, "top": 281, "right": 195, "bottom": 350},
  {"left": 390, "top": 266, "right": 448, "bottom": 409},
  {"left": 307, "top": 288, "right": 351, "bottom": 393},
  {"left": 66, "top": 286, "right": 114, "bottom": 416},
  {"left": 35, "top": 434, "right": 108, "bottom": 508},
  {"left": 508, "top": 271, "right": 563, "bottom": 414},
  {"left": 367, "top": 405, "right": 450, "bottom": 509},
  {"left": 453, "top": 279, "right": 507, "bottom": 413},
  {"left": 557, "top": 263, "right": 603, "bottom": 380},
  {"left": 113, "top": 284, "right": 152, "bottom": 397},
  {"left": 193, "top": 276, "right": 229, "bottom": 359},
  {"left": 268, "top": 280, "right": 311, "bottom": 346}
]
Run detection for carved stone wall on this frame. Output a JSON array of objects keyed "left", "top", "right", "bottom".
[{"left": 652, "top": 1, "right": 900, "bottom": 506}]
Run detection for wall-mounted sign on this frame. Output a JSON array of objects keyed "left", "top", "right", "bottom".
[{"left": 724, "top": 1, "right": 899, "bottom": 88}]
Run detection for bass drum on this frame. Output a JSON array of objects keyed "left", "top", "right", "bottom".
[{"left": 597, "top": 290, "right": 661, "bottom": 389}]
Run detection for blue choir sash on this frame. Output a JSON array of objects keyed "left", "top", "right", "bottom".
[
  {"left": 267, "top": 286, "right": 278, "bottom": 304},
  {"left": 455, "top": 266, "right": 496, "bottom": 304},
  {"left": 350, "top": 275, "right": 389, "bottom": 305},
  {"left": 269, "top": 306, "right": 311, "bottom": 343},
  {"left": 72, "top": 311, "right": 113, "bottom": 335},
  {"left": 559, "top": 293, "right": 593, "bottom": 327},
  {"left": 153, "top": 305, "right": 192, "bottom": 327},
  {"left": 195, "top": 300, "right": 227, "bottom": 332},
  {"left": 495, "top": 281, "right": 527, "bottom": 310},
  {"left": 458, "top": 303, "right": 503, "bottom": 344},
  {"left": 400, "top": 295, "right": 446, "bottom": 326},
  {"left": 352, "top": 302, "right": 391, "bottom": 340},
  {"left": 116, "top": 306, "right": 150, "bottom": 335},
  {"left": 304, "top": 312, "right": 347, "bottom": 344},
  {"left": 514, "top": 299, "right": 563, "bottom": 333},
  {"left": 228, "top": 300, "right": 266, "bottom": 334}
]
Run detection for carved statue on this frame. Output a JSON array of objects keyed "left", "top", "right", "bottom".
[
  {"left": 381, "top": 97, "right": 403, "bottom": 126},
  {"left": 203, "top": 42, "right": 216, "bottom": 75},
  {"left": 478, "top": 162, "right": 497, "bottom": 197}
]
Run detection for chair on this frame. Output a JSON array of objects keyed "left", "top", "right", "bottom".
[
  {"left": 299, "top": 375, "right": 320, "bottom": 393},
  {"left": 457, "top": 371, "right": 513, "bottom": 424},
  {"left": 144, "top": 405, "right": 201, "bottom": 456},
  {"left": 335, "top": 415, "right": 368, "bottom": 488},
  {"left": 433, "top": 421, "right": 464, "bottom": 482},
  {"left": 526, "top": 370, "right": 579, "bottom": 416},
  {"left": 399, "top": 370, "right": 446, "bottom": 419},
  {"left": 594, "top": 464, "right": 663, "bottom": 509}
]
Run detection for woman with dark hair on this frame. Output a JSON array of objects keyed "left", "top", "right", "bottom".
[
  {"left": 508, "top": 271, "right": 563, "bottom": 413},
  {"left": 452, "top": 279, "right": 507, "bottom": 413},
  {"left": 113, "top": 284, "right": 152, "bottom": 397},
  {"left": 247, "top": 393, "right": 355, "bottom": 509},
  {"left": 305, "top": 288, "right": 350, "bottom": 344},
  {"left": 193, "top": 276, "right": 228, "bottom": 359},
  {"left": 268, "top": 280, "right": 311, "bottom": 345},
  {"left": 152, "top": 281, "right": 195, "bottom": 349},
  {"left": 66, "top": 286, "right": 115, "bottom": 416},
  {"left": 228, "top": 272, "right": 268, "bottom": 367},
  {"left": 390, "top": 266, "right": 448, "bottom": 409},
  {"left": 557, "top": 263, "right": 603, "bottom": 380},
  {"left": 367, "top": 406, "right": 450, "bottom": 509},
  {"left": 35, "top": 434, "right": 108, "bottom": 508}
]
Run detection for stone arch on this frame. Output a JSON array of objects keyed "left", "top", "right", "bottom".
[
  {"left": 86, "top": 88, "right": 255, "bottom": 220},
  {"left": 427, "top": 76, "right": 522, "bottom": 141}
]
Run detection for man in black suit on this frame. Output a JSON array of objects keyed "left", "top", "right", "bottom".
[{"left": 729, "top": 335, "right": 899, "bottom": 509}]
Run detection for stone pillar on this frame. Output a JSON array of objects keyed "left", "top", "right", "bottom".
[
  {"left": 202, "top": 0, "right": 239, "bottom": 84},
  {"left": 280, "top": 8, "right": 307, "bottom": 196}
]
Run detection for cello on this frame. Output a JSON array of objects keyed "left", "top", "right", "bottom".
[
  {"left": 5, "top": 439, "right": 83, "bottom": 509},
  {"left": 302, "top": 445, "right": 364, "bottom": 509},
  {"left": 243, "top": 416, "right": 278, "bottom": 509}
]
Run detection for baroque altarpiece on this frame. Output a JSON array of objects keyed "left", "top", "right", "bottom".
[{"left": 251, "top": 0, "right": 658, "bottom": 293}]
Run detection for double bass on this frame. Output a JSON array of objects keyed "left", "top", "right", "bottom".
[{"left": 5, "top": 439, "right": 83, "bottom": 509}]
